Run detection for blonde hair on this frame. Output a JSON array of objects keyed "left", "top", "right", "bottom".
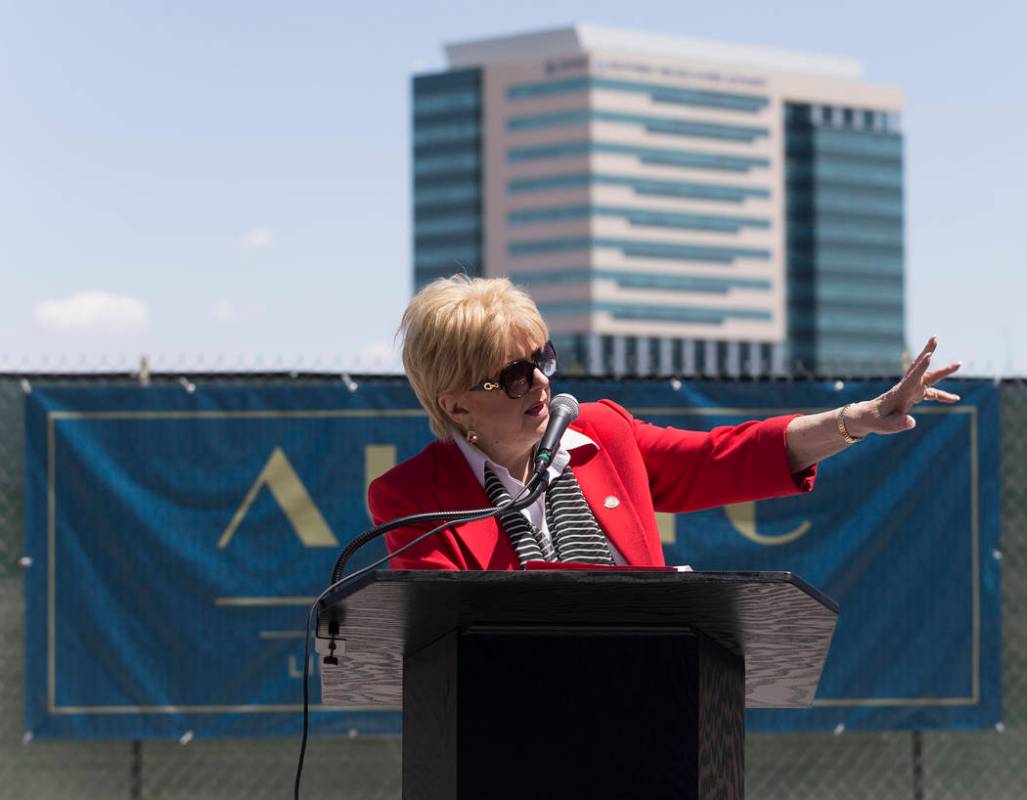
[{"left": 400, "top": 275, "right": 549, "bottom": 439}]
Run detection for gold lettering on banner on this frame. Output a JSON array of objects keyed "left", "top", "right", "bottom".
[
  {"left": 724, "top": 501, "right": 811, "bottom": 545},
  {"left": 656, "top": 512, "right": 676, "bottom": 544},
  {"left": 363, "top": 445, "right": 396, "bottom": 521},
  {"left": 288, "top": 654, "right": 323, "bottom": 678},
  {"left": 218, "top": 447, "right": 338, "bottom": 548}
]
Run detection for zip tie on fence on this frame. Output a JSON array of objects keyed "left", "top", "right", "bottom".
[
  {"left": 179, "top": 730, "right": 194, "bottom": 745},
  {"left": 340, "top": 373, "right": 358, "bottom": 393},
  {"left": 19, "top": 556, "right": 31, "bottom": 568},
  {"left": 179, "top": 377, "right": 196, "bottom": 394},
  {"left": 669, "top": 378, "right": 682, "bottom": 391},
  {"left": 138, "top": 355, "right": 151, "bottom": 387},
  {"left": 20, "top": 379, "right": 31, "bottom": 395}
]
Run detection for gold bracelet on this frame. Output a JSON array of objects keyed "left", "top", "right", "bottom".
[{"left": 836, "top": 403, "right": 862, "bottom": 445}]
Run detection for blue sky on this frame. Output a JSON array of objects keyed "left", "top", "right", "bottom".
[{"left": 2, "top": 1, "right": 1024, "bottom": 374}]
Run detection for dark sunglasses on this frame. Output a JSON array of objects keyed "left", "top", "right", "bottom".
[{"left": 471, "top": 341, "right": 558, "bottom": 399}]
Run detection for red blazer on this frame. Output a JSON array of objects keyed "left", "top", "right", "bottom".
[{"left": 369, "top": 399, "right": 816, "bottom": 570}]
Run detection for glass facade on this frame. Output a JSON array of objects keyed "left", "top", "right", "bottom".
[
  {"left": 413, "top": 69, "right": 483, "bottom": 290},
  {"left": 508, "top": 236, "right": 770, "bottom": 264},
  {"left": 785, "top": 103, "right": 905, "bottom": 374},
  {"left": 545, "top": 333, "right": 780, "bottom": 377},
  {"left": 507, "top": 76, "right": 769, "bottom": 113},
  {"left": 507, "top": 108, "right": 769, "bottom": 142},
  {"left": 538, "top": 301, "right": 772, "bottom": 324},
  {"left": 500, "top": 68, "right": 776, "bottom": 376},
  {"left": 508, "top": 140, "right": 770, "bottom": 173},
  {"left": 508, "top": 172, "right": 770, "bottom": 203},
  {"left": 507, "top": 204, "right": 770, "bottom": 232},
  {"left": 508, "top": 268, "right": 771, "bottom": 293}
]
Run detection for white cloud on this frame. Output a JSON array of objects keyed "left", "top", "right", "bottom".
[
  {"left": 34, "top": 291, "right": 148, "bottom": 335},
  {"left": 242, "top": 228, "right": 274, "bottom": 249},
  {"left": 212, "top": 300, "right": 237, "bottom": 322}
]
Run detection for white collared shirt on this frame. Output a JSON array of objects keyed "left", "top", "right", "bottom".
[{"left": 453, "top": 429, "right": 626, "bottom": 564}]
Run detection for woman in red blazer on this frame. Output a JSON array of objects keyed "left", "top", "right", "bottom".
[{"left": 369, "top": 276, "right": 960, "bottom": 571}]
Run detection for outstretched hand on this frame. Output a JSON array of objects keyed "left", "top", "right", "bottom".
[
  {"left": 848, "top": 337, "right": 961, "bottom": 437},
  {"left": 785, "top": 337, "right": 962, "bottom": 472}
]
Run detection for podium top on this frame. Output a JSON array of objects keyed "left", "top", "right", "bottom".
[{"left": 316, "top": 569, "right": 838, "bottom": 710}]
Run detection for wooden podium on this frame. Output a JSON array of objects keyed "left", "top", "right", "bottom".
[{"left": 317, "top": 570, "right": 837, "bottom": 800}]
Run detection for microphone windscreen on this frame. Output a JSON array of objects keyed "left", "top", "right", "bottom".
[
  {"left": 535, "top": 394, "right": 581, "bottom": 467},
  {"left": 550, "top": 393, "right": 580, "bottom": 420}
]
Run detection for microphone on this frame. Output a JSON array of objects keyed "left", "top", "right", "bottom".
[{"left": 534, "top": 393, "right": 580, "bottom": 470}]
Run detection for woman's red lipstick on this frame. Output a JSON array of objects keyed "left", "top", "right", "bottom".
[{"left": 526, "top": 401, "right": 546, "bottom": 416}]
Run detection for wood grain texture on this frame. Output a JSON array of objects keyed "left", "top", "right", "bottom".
[{"left": 317, "top": 570, "right": 836, "bottom": 711}]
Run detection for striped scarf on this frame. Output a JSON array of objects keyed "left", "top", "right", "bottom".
[{"left": 483, "top": 464, "right": 614, "bottom": 567}]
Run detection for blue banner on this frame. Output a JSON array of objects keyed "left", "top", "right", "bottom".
[{"left": 24, "top": 379, "right": 1000, "bottom": 738}]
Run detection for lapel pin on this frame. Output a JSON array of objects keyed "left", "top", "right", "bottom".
[{"left": 604, "top": 496, "right": 620, "bottom": 509}]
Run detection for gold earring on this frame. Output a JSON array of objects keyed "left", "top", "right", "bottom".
[{"left": 466, "top": 428, "right": 479, "bottom": 445}]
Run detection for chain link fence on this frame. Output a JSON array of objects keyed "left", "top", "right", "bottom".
[{"left": 0, "top": 373, "right": 1022, "bottom": 799}]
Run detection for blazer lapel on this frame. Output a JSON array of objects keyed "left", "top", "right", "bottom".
[
  {"left": 430, "top": 442, "right": 517, "bottom": 570},
  {"left": 569, "top": 422, "right": 660, "bottom": 566}
]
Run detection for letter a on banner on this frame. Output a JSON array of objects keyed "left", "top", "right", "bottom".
[{"left": 218, "top": 447, "right": 339, "bottom": 548}]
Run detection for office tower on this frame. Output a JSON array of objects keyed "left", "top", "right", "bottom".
[{"left": 413, "top": 26, "right": 904, "bottom": 375}]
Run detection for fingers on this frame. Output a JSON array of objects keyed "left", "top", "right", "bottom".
[
  {"left": 901, "top": 336, "right": 938, "bottom": 386},
  {"left": 923, "top": 359, "right": 961, "bottom": 403},
  {"left": 891, "top": 338, "right": 961, "bottom": 412},
  {"left": 924, "top": 362, "right": 961, "bottom": 385},
  {"left": 900, "top": 348, "right": 932, "bottom": 391},
  {"left": 926, "top": 387, "right": 961, "bottom": 403},
  {"left": 908, "top": 336, "right": 938, "bottom": 373}
]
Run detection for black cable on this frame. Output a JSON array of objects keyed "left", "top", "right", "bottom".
[
  {"left": 330, "top": 475, "right": 547, "bottom": 588},
  {"left": 294, "top": 474, "right": 549, "bottom": 800},
  {"left": 330, "top": 461, "right": 554, "bottom": 582},
  {"left": 293, "top": 600, "right": 316, "bottom": 800},
  {"left": 330, "top": 502, "right": 509, "bottom": 584}
]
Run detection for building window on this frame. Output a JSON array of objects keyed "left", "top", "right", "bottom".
[
  {"left": 716, "top": 341, "right": 730, "bottom": 375},
  {"left": 695, "top": 340, "right": 707, "bottom": 375},
  {"left": 601, "top": 335, "right": 616, "bottom": 375},
  {"left": 624, "top": 336, "right": 638, "bottom": 374}
]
